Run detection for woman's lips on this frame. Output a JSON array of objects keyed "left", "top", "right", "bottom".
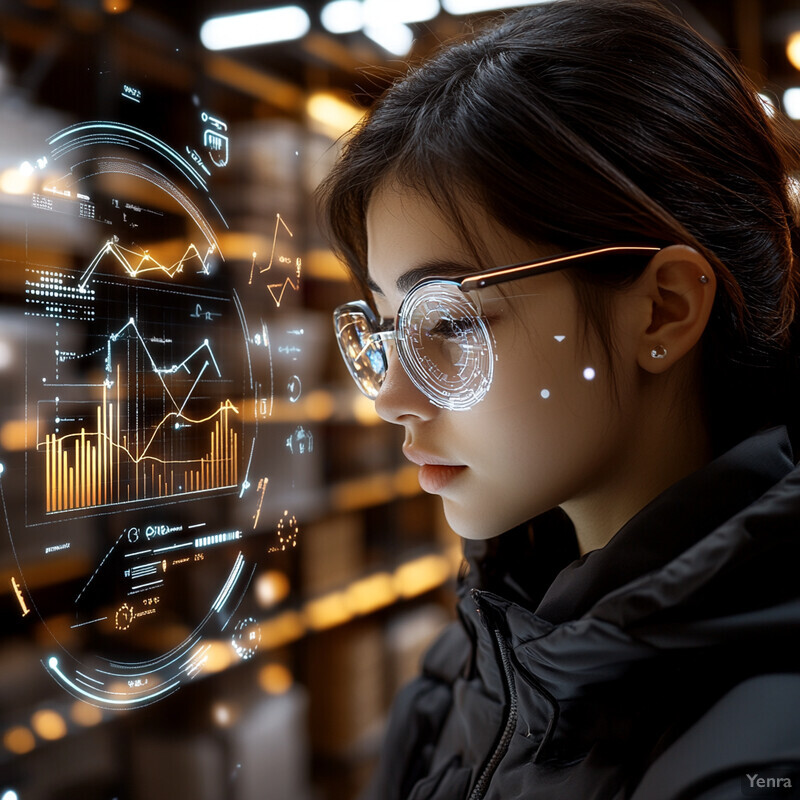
[
  {"left": 417, "top": 464, "right": 467, "bottom": 494},
  {"left": 403, "top": 448, "right": 467, "bottom": 494}
]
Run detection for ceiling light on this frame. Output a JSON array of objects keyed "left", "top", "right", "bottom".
[
  {"left": 783, "top": 88, "right": 800, "bottom": 120},
  {"left": 364, "top": 22, "right": 414, "bottom": 55},
  {"left": 442, "top": 0, "right": 552, "bottom": 13},
  {"left": 321, "top": 0, "right": 364, "bottom": 33},
  {"left": 200, "top": 6, "right": 310, "bottom": 50},
  {"left": 364, "top": 0, "right": 440, "bottom": 25}
]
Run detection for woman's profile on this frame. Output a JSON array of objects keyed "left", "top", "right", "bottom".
[{"left": 319, "top": 0, "right": 800, "bottom": 797}]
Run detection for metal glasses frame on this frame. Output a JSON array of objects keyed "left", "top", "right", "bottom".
[{"left": 333, "top": 244, "right": 661, "bottom": 407}]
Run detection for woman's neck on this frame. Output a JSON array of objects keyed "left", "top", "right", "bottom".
[{"left": 561, "top": 389, "right": 713, "bottom": 557}]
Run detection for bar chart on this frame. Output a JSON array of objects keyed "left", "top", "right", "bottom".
[
  {"left": 40, "top": 316, "right": 241, "bottom": 512},
  {"left": 42, "top": 382, "right": 239, "bottom": 511}
]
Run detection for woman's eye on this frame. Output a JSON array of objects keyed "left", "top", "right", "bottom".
[{"left": 428, "top": 317, "right": 475, "bottom": 338}]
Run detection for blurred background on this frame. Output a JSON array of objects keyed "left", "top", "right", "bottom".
[{"left": 0, "top": 1, "right": 799, "bottom": 799}]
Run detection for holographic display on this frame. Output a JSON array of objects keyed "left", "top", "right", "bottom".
[{"left": 1, "top": 91, "right": 309, "bottom": 709}]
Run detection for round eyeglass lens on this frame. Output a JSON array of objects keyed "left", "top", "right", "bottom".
[
  {"left": 397, "top": 282, "right": 495, "bottom": 410},
  {"left": 334, "top": 305, "right": 387, "bottom": 398}
]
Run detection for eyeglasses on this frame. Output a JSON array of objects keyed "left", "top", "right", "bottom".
[{"left": 333, "top": 244, "right": 660, "bottom": 411}]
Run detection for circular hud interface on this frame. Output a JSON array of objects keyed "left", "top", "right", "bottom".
[{"left": 2, "top": 99, "right": 307, "bottom": 707}]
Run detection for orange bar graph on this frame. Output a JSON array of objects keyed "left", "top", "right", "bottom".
[
  {"left": 44, "top": 396, "right": 239, "bottom": 512},
  {"left": 45, "top": 435, "right": 51, "bottom": 513},
  {"left": 60, "top": 443, "right": 66, "bottom": 511}
]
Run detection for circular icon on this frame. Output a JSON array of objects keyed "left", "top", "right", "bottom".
[
  {"left": 231, "top": 617, "right": 261, "bottom": 660},
  {"left": 287, "top": 375, "right": 302, "bottom": 403},
  {"left": 115, "top": 603, "right": 135, "bottom": 631},
  {"left": 270, "top": 511, "right": 299, "bottom": 553}
]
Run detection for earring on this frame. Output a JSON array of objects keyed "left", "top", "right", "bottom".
[
  {"left": 650, "top": 344, "right": 668, "bottom": 360},
  {"left": 699, "top": 275, "right": 709, "bottom": 284}
]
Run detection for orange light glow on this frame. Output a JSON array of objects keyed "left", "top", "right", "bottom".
[
  {"left": 394, "top": 463, "right": 422, "bottom": 496},
  {"left": 0, "top": 167, "right": 35, "bottom": 196},
  {"left": 258, "top": 663, "right": 293, "bottom": 695},
  {"left": 103, "top": 0, "right": 131, "bottom": 13},
  {"left": 31, "top": 709, "right": 67, "bottom": 741},
  {"left": 331, "top": 472, "right": 395, "bottom": 511},
  {"left": 306, "top": 92, "right": 365, "bottom": 138},
  {"left": 0, "top": 419, "right": 37, "bottom": 451},
  {"left": 352, "top": 393, "right": 382, "bottom": 425},
  {"left": 788, "top": 32, "right": 800, "bottom": 71},
  {"left": 260, "top": 611, "right": 306, "bottom": 648},
  {"left": 3, "top": 726, "right": 35, "bottom": 754},
  {"left": 70, "top": 701, "right": 103, "bottom": 727},
  {"left": 394, "top": 554, "right": 451, "bottom": 598},
  {"left": 304, "top": 591, "right": 352, "bottom": 631},
  {"left": 345, "top": 572, "right": 397, "bottom": 615},
  {"left": 304, "top": 390, "right": 335, "bottom": 421},
  {"left": 255, "top": 570, "right": 291, "bottom": 607},
  {"left": 203, "top": 641, "right": 235, "bottom": 674}
]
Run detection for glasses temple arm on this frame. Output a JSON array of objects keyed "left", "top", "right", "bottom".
[{"left": 458, "top": 245, "right": 661, "bottom": 292}]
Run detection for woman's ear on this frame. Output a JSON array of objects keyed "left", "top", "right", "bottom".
[{"left": 633, "top": 244, "right": 716, "bottom": 373}]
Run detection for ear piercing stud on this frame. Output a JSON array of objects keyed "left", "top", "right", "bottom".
[
  {"left": 650, "top": 344, "right": 668, "bottom": 360},
  {"left": 648, "top": 278, "right": 706, "bottom": 361}
]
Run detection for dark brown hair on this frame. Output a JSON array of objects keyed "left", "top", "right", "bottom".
[{"left": 317, "top": 0, "right": 800, "bottom": 450}]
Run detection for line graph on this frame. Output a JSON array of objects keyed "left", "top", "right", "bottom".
[
  {"left": 79, "top": 236, "right": 217, "bottom": 290},
  {"left": 40, "top": 319, "right": 240, "bottom": 512},
  {"left": 248, "top": 213, "right": 301, "bottom": 308}
]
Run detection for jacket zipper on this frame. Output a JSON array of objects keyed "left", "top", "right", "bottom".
[{"left": 468, "top": 622, "right": 518, "bottom": 800}]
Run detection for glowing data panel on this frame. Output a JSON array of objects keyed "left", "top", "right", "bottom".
[
  {"left": 1, "top": 92, "right": 310, "bottom": 709},
  {"left": 40, "top": 321, "right": 242, "bottom": 513}
]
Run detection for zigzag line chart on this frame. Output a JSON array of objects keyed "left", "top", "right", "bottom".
[
  {"left": 248, "top": 213, "right": 301, "bottom": 308},
  {"left": 40, "top": 319, "right": 241, "bottom": 512},
  {"left": 79, "top": 237, "right": 217, "bottom": 290}
]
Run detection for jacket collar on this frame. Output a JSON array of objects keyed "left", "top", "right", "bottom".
[
  {"left": 535, "top": 425, "right": 794, "bottom": 623},
  {"left": 464, "top": 426, "right": 797, "bottom": 763}
]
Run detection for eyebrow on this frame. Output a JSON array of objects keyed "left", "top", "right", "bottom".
[{"left": 367, "top": 258, "right": 470, "bottom": 296}]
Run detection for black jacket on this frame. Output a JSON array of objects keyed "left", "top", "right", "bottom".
[{"left": 364, "top": 427, "right": 800, "bottom": 799}]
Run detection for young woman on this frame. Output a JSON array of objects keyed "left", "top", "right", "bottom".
[{"left": 320, "top": 1, "right": 800, "bottom": 797}]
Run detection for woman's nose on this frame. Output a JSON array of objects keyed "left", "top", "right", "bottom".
[{"left": 374, "top": 349, "right": 437, "bottom": 424}]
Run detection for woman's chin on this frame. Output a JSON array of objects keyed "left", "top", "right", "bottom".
[{"left": 441, "top": 500, "right": 523, "bottom": 541}]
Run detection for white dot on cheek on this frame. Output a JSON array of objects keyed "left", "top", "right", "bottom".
[
  {"left": 583, "top": 367, "right": 596, "bottom": 381},
  {"left": 540, "top": 389, "right": 550, "bottom": 399}
]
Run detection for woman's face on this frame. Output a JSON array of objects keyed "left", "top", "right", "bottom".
[{"left": 366, "top": 186, "right": 643, "bottom": 540}]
